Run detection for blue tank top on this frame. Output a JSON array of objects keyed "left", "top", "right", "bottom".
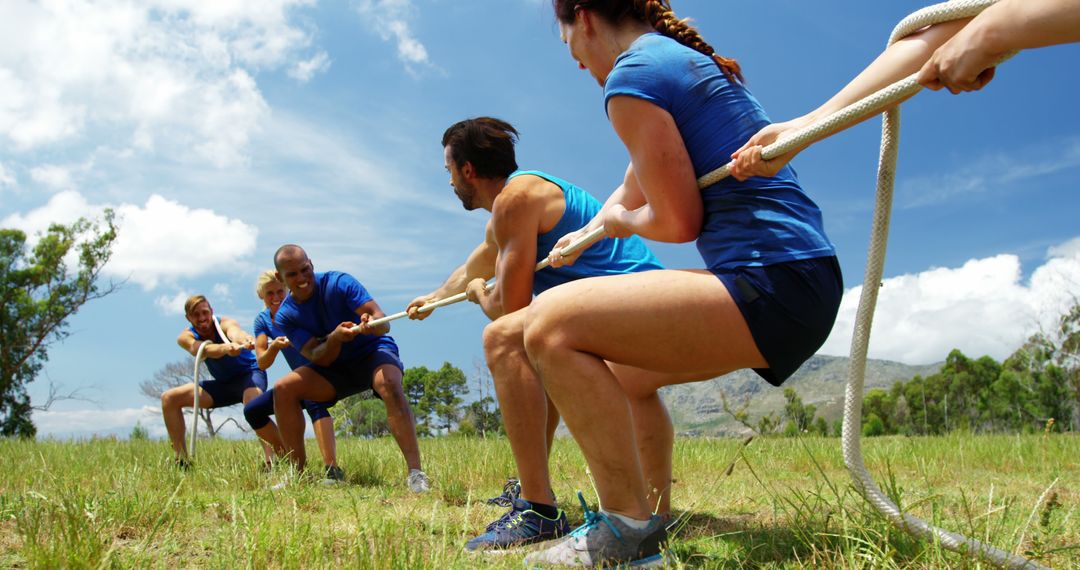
[
  {"left": 509, "top": 170, "right": 663, "bottom": 295},
  {"left": 189, "top": 324, "right": 259, "bottom": 381},
  {"left": 604, "top": 33, "right": 835, "bottom": 270},
  {"left": 253, "top": 308, "right": 310, "bottom": 370}
]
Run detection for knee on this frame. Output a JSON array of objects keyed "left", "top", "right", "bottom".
[
  {"left": 275, "top": 378, "right": 301, "bottom": 401},
  {"left": 161, "top": 388, "right": 182, "bottom": 410},
  {"left": 523, "top": 297, "right": 562, "bottom": 364},
  {"left": 372, "top": 371, "right": 405, "bottom": 402},
  {"left": 482, "top": 319, "right": 519, "bottom": 363},
  {"left": 243, "top": 400, "right": 271, "bottom": 430}
]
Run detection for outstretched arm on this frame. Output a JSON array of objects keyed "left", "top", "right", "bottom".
[
  {"left": 918, "top": 0, "right": 1080, "bottom": 93},
  {"left": 730, "top": 19, "right": 969, "bottom": 180},
  {"left": 177, "top": 329, "right": 243, "bottom": 359},
  {"left": 406, "top": 223, "right": 497, "bottom": 320}
]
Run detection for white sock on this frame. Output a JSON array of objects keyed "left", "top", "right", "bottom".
[{"left": 605, "top": 510, "right": 651, "bottom": 530}]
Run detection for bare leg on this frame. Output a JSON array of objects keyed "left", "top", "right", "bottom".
[
  {"left": 371, "top": 364, "right": 422, "bottom": 472},
  {"left": 524, "top": 270, "right": 765, "bottom": 520},
  {"left": 274, "top": 367, "right": 337, "bottom": 471},
  {"left": 483, "top": 310, "right": 555, "bottom": 505},
  {"left": 544, "top": 395, "right": 559, "bottom": 458},
  {"left": 243, "top": 387, "right": 276, "bottom": 463},
  {"left": 161, "top": 384, "right": 214, "bottom": 459},
  {"left": 313, "top": 417, "right": 337, "bottom": 467}
]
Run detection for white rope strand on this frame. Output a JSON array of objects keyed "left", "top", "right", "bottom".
[
  {"left": 189, "top": 339, "right": 210, "bottom": 458},
  {"left": 837, "top": 2, "right": 1044, "bottom": 568}
]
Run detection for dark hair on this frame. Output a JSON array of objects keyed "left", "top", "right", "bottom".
[
  {"left": 552, "top": 0, "right": 742, "bottom": 83},
  {"left": 441, "top": 117, "right": 519, "bottom": 179}
]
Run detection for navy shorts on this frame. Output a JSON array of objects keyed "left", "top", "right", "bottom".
[
  {"left": 307, "top": 346, "right": 404, "bottom": 404},
  {"left": 242, "top": 387, "right": 332, "bottom": 430},
  {"left": 200, "top": 369, "right": 268, "bottom": 408},
  {"left": 712, "top": 256, "right": 842, "bottom": 386}
]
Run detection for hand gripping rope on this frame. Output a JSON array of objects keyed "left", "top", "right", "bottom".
[{"left": 189, "top": 316, "right": 233, "bottom": 458}]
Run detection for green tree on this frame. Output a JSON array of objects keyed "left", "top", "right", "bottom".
[
  {"left": 782, "top": 388, "right": 818, "bottom": 434},
  {"left": 401, "top": 362, "right": 468, "bottom": 435},
  {"left": 331, "top": 393, "right": 389, "bottom": 437},
  {"left": 0, "top": 213, "right": 119, "bottom": 437},
  {"left": 461, "top": 396, "right": 503, "bottom": 437}
]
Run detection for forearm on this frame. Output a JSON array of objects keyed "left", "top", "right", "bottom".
[
  {"left": 308, "top": 337, "right": 343, "bottom": 366},
  {"left": 432, "top": 264, "right": 469, "bottom": 298},
  {"left": 621, "top": 203, "right": 697, "bottom": 243},
  {"left": 806, "top": 20, "right": 968, "bottom": 124},
  {"left": 972, "top": 0, "right": 1080, "bottom": 52},
  {"left": 255, "top": 347, "right": 278, "bottom": 370}
]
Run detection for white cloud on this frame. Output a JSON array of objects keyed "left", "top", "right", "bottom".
[
  {"left": 29, "top": 164, "right": 75, "bottom": 191},
  {"left": 0, "top": 0, "right": 320, "bottom": 166},
  {"left": 0, "top": 161, "right": 15, "bottom": 188},
  {"left": 212, "top": 282, "right": 231, "bottom": 300},
  {"left": 355, "top": 0, "right": 436, "bottom": 74},
  {"left": 109, "top": 195, "right": 259, "bottom": 289},
  {"left": 820, "top": 239, "right": 1080, "bottom": 364},
  {"left": 2, "top": 191, "right": 259, "bottom": 290},
  {"left": 288, "top": 51, "right": 331, "bottom": 83},
  {"left": 32, "top": 405, "right": 257, "bottom": 439},
  {"left": 155, "top": 290, "right": 191, "bottom": 316}
]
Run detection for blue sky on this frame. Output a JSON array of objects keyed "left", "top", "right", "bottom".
[{"left": 2, "top": 0, "right": 1078, "bottom": 438}]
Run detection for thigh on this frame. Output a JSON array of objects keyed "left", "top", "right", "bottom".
[
  {"left": 281, "top": 366, "right": 339, "bottom": 404},
  {"left": 527, "top": 269, "right": 766, "bottom": 377}
]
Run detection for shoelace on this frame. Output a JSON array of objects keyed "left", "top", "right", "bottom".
[
  {"left": 485, "top": 503, "right": 523, "bottom": 531},
  {"left": 569, "top": 491, "right": 621, "bottom": 540},
  {"left": 486, "top": 478, "right": 520, "bottom": 506}
]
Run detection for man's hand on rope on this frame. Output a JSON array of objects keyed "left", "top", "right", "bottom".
[
  {"left": 465, "top": 278, "right": 489, "bottom": 305},
  {"left": 406, "top": 293, "right": 437, "bottom": 320},
  {"left": 269, "top": 336, "right": 293, "bottom": 352},
  {"left": 916, "top": 31, "right": 999, "bottom": 93},
  {"left": 730, "top": 119, "right": 807, "bottom": 181}
]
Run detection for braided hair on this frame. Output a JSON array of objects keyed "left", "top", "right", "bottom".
[{"left": 552, "top": 0, "right": 742, "bottom": 83}]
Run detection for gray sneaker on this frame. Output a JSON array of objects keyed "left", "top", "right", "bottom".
[
  {"left": 524, "top": 492, "right": 667, "bottom": 567},
  {"left": 407, "top": 469, "right": 430, "bottom": 493}
]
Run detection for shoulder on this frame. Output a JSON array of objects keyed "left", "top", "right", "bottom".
[{"left": 495, "top": 175, "right": 562, "bottom": 219}]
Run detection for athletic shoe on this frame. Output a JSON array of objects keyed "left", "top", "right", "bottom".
[
  {"left": 523, "top": 492, "right": 667, "bottom": 568},
  {"left": 407, "top": 469, "right": 430, "bottom": 493},
  {"left": 486, "top": 477, "right": 522, "bottom": 508},
  {"left": 465, "top": 498, "right": 569, "bottom": 552},
  {"left": 321, "top": 464, "right": 345, "bottom": 486}
]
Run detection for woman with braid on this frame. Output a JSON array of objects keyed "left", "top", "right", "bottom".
[{"left": 520, "top": 1, "right": 841, "bottom": 566}]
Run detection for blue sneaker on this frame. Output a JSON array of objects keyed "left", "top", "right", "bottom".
[
  {"left": 465, "top": 498, "right": 570, "bottom": 552},
  {"left": 524, "top": 492, "right": 667, "bottom": 567}
]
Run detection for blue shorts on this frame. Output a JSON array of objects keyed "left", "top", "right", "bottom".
[
  {"left": 307, "top": 346, "right": 404, "bottom": 404},
  {"left": 712, "top": 256, "right": 842, "bottom": 386},
  {"left": 242, "top": 388, "right": 332, "bottom": 430},
  {"left": 199, "top": 369, "right": 268, "bottom": 407}
]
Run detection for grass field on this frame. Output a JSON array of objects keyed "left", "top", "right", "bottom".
[{"left": 0, "top": 433, "right": 1076, "bottom": 569}]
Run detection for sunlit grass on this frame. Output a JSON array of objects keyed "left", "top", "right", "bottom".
[{"left": 0, "top": 433, "right": 1076, "bottom": 568}]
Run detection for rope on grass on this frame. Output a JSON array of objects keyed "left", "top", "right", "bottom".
[{"left": 828, "top": 2, "right": 1045, "bottom": 568}]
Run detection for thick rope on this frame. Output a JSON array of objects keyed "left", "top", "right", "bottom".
[
  {"left": 836, "top": 2, "right": 1045, "bottom": 569},
  {"left": 190, "top": 339, "right": 209, "bottom": 458}
]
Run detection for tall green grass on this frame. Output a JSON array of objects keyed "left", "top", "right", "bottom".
[{"left": 0, "top": 433, "right": 1075, "bottom": 568}]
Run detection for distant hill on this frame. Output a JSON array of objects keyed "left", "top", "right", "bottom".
[{"left": 659, "top": 355, "right": 941, "bottom": 436}]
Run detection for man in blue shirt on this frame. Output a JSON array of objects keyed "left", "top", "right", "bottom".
[{"left": 272, "top": 244, "right": 428, "bottom": 492}]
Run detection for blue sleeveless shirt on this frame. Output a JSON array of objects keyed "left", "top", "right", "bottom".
[
  {"left": 509, "top": 170, "right": 663, "bottom": 295},
  {"left": 189, "top": 324, "right": 259, "bottom": 381}
]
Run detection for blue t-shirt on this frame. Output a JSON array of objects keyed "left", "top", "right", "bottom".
[
  {"left": 253, "top": 308, "right": 310, "bottom": 370},
  {"left": 511, "top": 170, "right": 663, "bottom": 295},
  {"left": 274, "top": 271, "right": 398, "bottom": 364},
  {"left": 604, "top": 33, "right": 835, "bottom": 270},
  {"left": 189, "top": 324, "right": 259, "bottom": 381}
]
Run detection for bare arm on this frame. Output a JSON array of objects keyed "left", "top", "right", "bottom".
[
  {"left": 604, "top": 95, "right": 701, "bottom": 244},
  {"left": 407, "top": 224, "right": 498, "bottom": 320},
  {"left": 219, "top": 317, "right": 254, "bottom": 348},
  {"left": 176, "top": 329, "right": 241, "bottom": 359},
  {"left": 730, "top": 19, "right": 969, "bottom": 180},
  {"left": 466, "top": 185, "right": 543, "bottom": 320},
  {"left": 918, "top": 0, "right": 1080, "bottom": 93},
  {"left": 255, "top": 333, "right": 293, "bottom": 370}
]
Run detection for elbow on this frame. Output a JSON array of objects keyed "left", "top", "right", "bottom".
[{"left": 670, "top": 221, "right": 700, "bottom": 243}]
